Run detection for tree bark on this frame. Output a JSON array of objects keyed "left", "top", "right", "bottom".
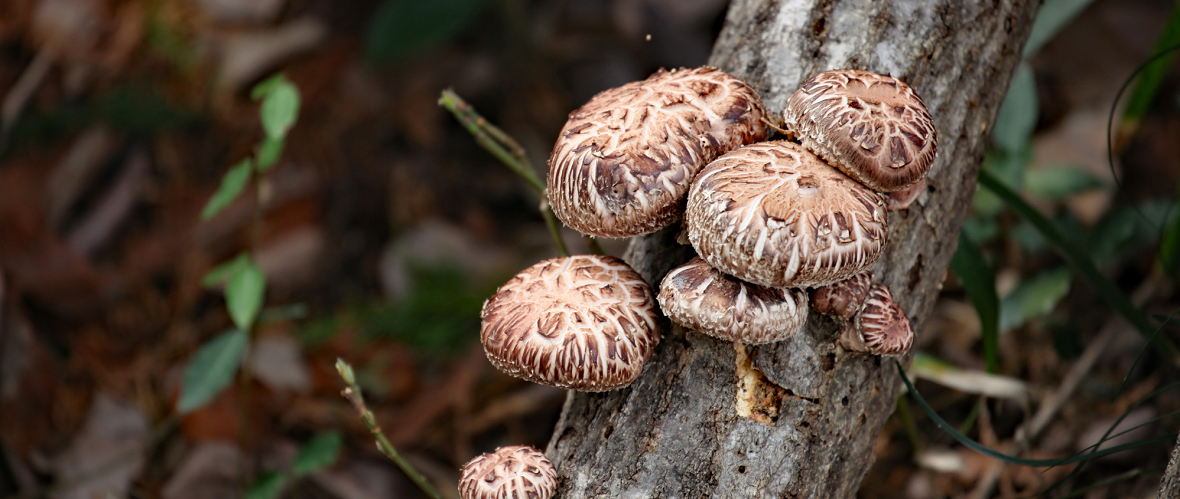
[
  {"left": 545, "top": 1, "right": 1040, "bottom": 497},
  {"left": 1160, "top": 435, "right": 1180, "bottom": 497}
]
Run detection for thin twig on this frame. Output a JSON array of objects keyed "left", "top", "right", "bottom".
[
  {"left": 335, "top": 359, "right": 444, "bottom": 499},
  {"left": 438, "top": 89, "right": 569, "bottom": 257}
]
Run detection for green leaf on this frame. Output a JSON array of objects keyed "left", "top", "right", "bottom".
[
  {"left": 202, "top": 253, "right": 251, "bottom": 288},
  {"left": 978, "top": 170, "right": 1180, "bottom": 362},
  {"left": 177, "top": 328, "right": 248, "bottom": 414},
  {"left": 1121, "top": 3, "right": 1180, "bottom": 126},
  {"left": 1022, "top": 0, "right": 1100, "bottom": 58},
  {"left": 910, "top": 352, "right": 1027, "bottom": 399},
  {"left": 259, "top": 80, "right": 300, "bottom": 140},
  {"left": 897, "top": 361, "right": 1177, "bottom": 466},
  {"left": 244, "top": 472, "right": 286, "bottom": 499},
  {"left": 227, "top": 260, "right": 266, "bottom": 331},
  {"left": 992, "top": 61, "right": 1038, "bottom": 155},
  {"left": 251, "top": 73, "right": 286, "bottom": 101},
  {"left": 1024, "top": 165, "right": 1106, "bottom": 200},
  {"left": 200, "top": 159, "right": 254, "bottom": 221},
  {"left": 950, "top": 232, "right": 1000, "bottom": 372},
  {"left": 292, "top": 431, "right": 343, "bottom": 476},
  {"left": 256, "top": 135, "right": 284, "bottom": 172},
  {"left": 1089, "top": 199, "right": 1175, "bottom": 265},
  {"left": 366, "top": 0, "right": 488, "bottom": 62},
  {"left": 999, "top": 267, "right": 1073, "bottom": 333}
]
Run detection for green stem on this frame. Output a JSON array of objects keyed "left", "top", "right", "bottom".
[
  {"left": 336, "top": 360, "right": 444, "bottom": 499},
  {"left": 586, "top": 236, "right": 605, "bottom": 256},
  {"left": 438, "top": 89, "right": 569, "bottom": 257},
  {"left": 978, "top": 169, "right": 1180, "bottom": 364},
  {"left": 895, "top": 396, "right": 924, "bottom": 456}
]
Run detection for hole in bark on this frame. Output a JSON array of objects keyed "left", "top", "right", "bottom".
[
  {"left": 603, "top": 424, "right": 614, "bottom": 439},
  {"left": 558, "top": 426, "right": 576, "bottom": 445},
  {"left": 738, "top": 465, "right": 747, "bottom": 474},
  {"left": 859, "top": 414, "right": 867, "bottom": 426},
  {"left": 820, "top": 353, "right": 835, "bottom": 372},
  {"left": 841, "top": 396, "right": 849, "bottom": 407},
  {"left": 908, "top": 254, "right": 924, "bottom": 291},
  {"left": 799, "top": 420, "right": 810, "bottom": 428}
]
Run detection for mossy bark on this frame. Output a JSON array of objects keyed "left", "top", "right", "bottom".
[{"left": 546, "top": 0, "right": 1040, "bottom": 496}]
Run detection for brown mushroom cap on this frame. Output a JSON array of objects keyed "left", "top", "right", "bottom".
[
  {"left": 548, "top": 67, "right": 768, "bottom": 238},
  {"left": 783, "top": 69, "right": 937, "bottom": 192},
  {"left": 658, "top": 257, "right": 809, "bottom": 344},
  {"left": 480, "top": 255, "right": 661, "bottom": 391},
  {"left": 811, "top": 270, "right": 873, "bottom": 319},
  {"left": 840, "top": 283, "right": 914, "bottom": 356},
  {"left": 686, "top": 141, "right": 888, "bottom": 288},
  {"left": 459, "top": 445, "right": 557, "bottom": 499}
]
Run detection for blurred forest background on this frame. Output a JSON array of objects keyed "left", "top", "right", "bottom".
[{"left": 0, "top": 0, "right": 1179, "bottom": 498}]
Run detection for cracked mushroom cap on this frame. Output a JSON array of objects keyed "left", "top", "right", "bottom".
[
  {"left": 480, "top": 255, "right": 661, "bottom": 391},
  {"left": 658, "top": 257, "right": 809, "bottom": 344},
  {"left": 548, "top": 67, "right": 768, "bottom": 238},
  {"left": 686, "top": 141, "right": 888, "bottom": 288},
  {"left": 783, "top": 69, "right": 937, "bottom": 192},
  {"left": 840, "top": 283, "right": 914, "bottom": 356},
  {"left": 459, "top": 445, "right": 557, "bottom": 499},
  {"left": 811, "top": 270, "right": 873, "bottom": 320}
]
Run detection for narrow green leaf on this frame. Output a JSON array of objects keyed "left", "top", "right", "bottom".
[
  {"left": 200, "top": 159, "right": 254, "bottom": 221},
  {"left": 999, "top": 267, "right": 1073, "bottom": 333},
  {"left": 897, "top": 361, "right": 1176, "bottom": 466},
  {"left": 978, "top": 170, "right": 1180, "bottom": 362},
  {"left": 292, "top": 431, "right": 343, "bottom": 476},
  {"left": 1121, "top": 3, "right": 1180, "bottom": 125},
  {"left": 177, "top": 328, "right": 248, "bottom": 414},
  {"left": 201, "top": 253, "right": 250, "bottom": 288},
  {"left": 227, "top": 260, "right": 266, "bottom": 331},
  {"left": 992, "top": 62, "right": 1038, "bottom": 155},
  {"left": 950, "top": 232, "right": 1000, "bottom": 373},
  {"left": 244, "top": 472, "right": 286, "bottom": 499},
  {"left": 1024, "top": 165, "right": 1106, "bottom": 200},
  {"left": 1022, "top": 0, "right": 1100, "bottom": 58},
  {"left": 255, "top": 135, "right": 284, "bottom": 172},
  {"left": 260, "top": 81, "right": 300, "bottom": 140}
]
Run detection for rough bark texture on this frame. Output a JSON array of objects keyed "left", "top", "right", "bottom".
[
  {"left": 545, "top": 1, "right": 1040, "bottom": 497},
  {"left": 1160, "top": 435, "right": 1180, "bottom": 497}
]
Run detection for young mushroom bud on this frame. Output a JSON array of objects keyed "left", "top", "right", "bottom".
[
  {"left": 459, "top": 445, "right": 557, "bottom": 499},
  {"left": 840, "top": 283, "right": 914, "bottom": 356},
  {"left": 658, "top": 257, "right": 809, "bottom": 344},
  {"left": 548, "top": 67, "right": 768, "bottom": 238},
  {"left": 783, "top": 69, "right": 937, "bottom": 193},
  {"left": 480, "top": 255, "right": 662, "bottom": 391},
  {"left": 811, "top": 270, "right": 873, "bottom": 320},
  {"left": 686, "top": 141, "right": 888, "bottom": 289}
]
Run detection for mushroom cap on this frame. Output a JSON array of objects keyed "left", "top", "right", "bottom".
[
  {"left": 479, "top": 255, "right": 661, "bottom": 391},
  {"left": 811, "top": 270, "right": 873, "bottom": 320},
  {"left": 658, "top": 257, "right": 809, "bottom": 344},
  {"left": 840, "top": 283, "right": 914, "bottom": 356},
  {"left": 686, "top": 140, "right": 888, "bottom": 288},
  {"left": 548, "top": 67, "right": 768, "bottom": 238},
  {"left": 783, "top": 69, "right": 937, "bottom": 192},
  {"left": 459, "top": 445, "right": 557, "bottom": 499}
]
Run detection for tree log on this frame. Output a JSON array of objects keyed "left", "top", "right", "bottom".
[{"left": 545, "top": 1, "right": 1040, "bottom": 497}]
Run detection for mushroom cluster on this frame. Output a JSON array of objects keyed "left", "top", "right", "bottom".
[{"left": 462, "top": 66, "right": 935, "bottom": 494}]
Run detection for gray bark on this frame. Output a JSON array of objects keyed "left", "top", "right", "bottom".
[
  {"left": 545, "top": 1, "right": 1040, "bottom": 497},
  {"left": 1160, "top": 435, "right": 1180, "bottom": 497}
]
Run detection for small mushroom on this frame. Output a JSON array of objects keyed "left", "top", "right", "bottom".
[
  {"left": 459, "top": 445, "right": 557, "bottom": 499},
  {"left": 480, "top": 255, "right": 661, "bottom": 391},
  {"left": 686, "top": 141, "right": 888, "bottom": 288},
  {"left": 548, "top": 67, "right": 768, "bottom": 238},
  {"left": 840, "top": 283, "right": 914, "bottom": 356},
  {"left": 886, "top": 178, "right": 926, "bottom": 211},
  {"left": 811, "top": 270, "right": 873, "bottom": 320},
  {"left": 658, "top": 257, "right": 809, "bottom": 344},
  {"left": 783, "top": 69, "right": 937, "bottom": 193}
]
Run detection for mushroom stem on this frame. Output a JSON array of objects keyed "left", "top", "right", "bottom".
[
  {"left": 439, "top": 89, "right": 570, "bottom": 257},
  {"left": 335, "top": 359, "right": 445, "bottom": 499}
]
